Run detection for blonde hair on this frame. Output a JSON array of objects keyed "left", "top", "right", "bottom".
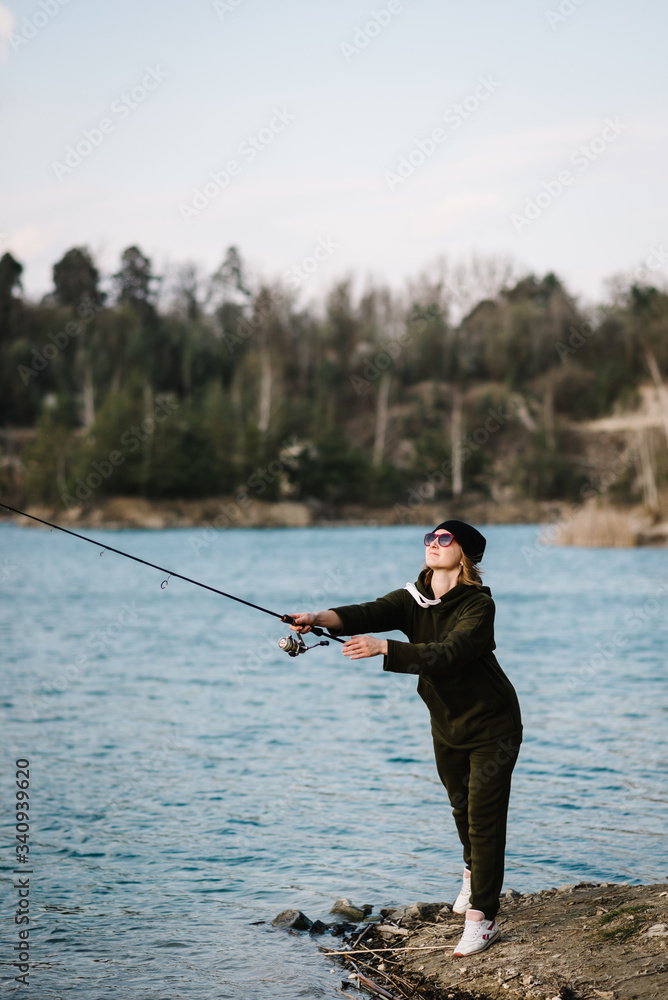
[
  {"left": 459, "top": 553, "right": 483, "bottom": 587},
  {"left": 424, "top": 553, "right": 483, "bottom": 589}
]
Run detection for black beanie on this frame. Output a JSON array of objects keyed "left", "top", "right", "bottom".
[{"left": 433, "top": 519, "right": 486, "bottom": 563}]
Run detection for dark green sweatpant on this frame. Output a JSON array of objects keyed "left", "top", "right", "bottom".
[{"left": 431, "top": 728, "right": 521, "bottom": 920}]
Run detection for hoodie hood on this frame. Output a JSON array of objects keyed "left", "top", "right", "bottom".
[{"left": 409, "top": 569, "right": 491, "bottom": 606}]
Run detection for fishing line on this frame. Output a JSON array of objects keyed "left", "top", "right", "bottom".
[{"left": 0, "top": 502, "right": 344, "bottom": 649}]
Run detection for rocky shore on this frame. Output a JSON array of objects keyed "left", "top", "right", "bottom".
[
  {"left": 2, "top": 494, "right": 668, "bottom": 547},
  {"left": 272, "top": 882, "right": 668, "bottom": 1000}
]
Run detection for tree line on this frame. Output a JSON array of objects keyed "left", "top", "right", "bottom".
[{"left": 0, "top": 244, "right": 666, "bottom": 510}]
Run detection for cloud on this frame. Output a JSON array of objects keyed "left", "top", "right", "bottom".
[
  {"left": 0, "top": 3, "right": 16, "bottom": 62},
  {"left": 413, "top": 191, "right": 503, "bottom": 238},
  {"left": 5, "top": 225, "right": 54, "bottom": 257}
]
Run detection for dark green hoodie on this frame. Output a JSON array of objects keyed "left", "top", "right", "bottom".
[{"left": 331, "top": 570, "right": 522, "bottom": 750}]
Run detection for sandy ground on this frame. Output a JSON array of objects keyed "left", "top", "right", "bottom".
[{"left": 317, "top": 882, "right": 668, "bottom": 1000}]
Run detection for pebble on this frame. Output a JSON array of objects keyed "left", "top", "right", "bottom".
[{"left": 646, "top": 923, "right": 668, "bottom": 937}]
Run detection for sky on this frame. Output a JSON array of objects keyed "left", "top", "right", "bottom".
[{"left": 1, "top": 0, "right": 667, "bottom": 309}]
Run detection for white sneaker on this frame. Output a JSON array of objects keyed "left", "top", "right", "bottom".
[
  {"left": 452, "top": 869, "right": 472, "bottom": 914},
  {"left": 453, "top": 915, "right": 499, "bottom": 956}
]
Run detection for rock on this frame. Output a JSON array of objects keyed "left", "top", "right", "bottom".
[
  {"left": 504, "top": 888, "right": 521, "bottom": 901},
  {"left": 387, "top": 901, "right": 442, "bottom": 926},
  {"left": 315, "top": 881, "right": 668, "bottom": 1000},
  {"left": 330, "top": 898, "right": 367, "bottom": 921},
  {"left": 272, "top": 908, "right": 312, "bottom": 931},
  {"left": 414, "top": 901, "right": 443, "bottom": 921},
  {"left": 309, "top": 920, "right": 329, "bottom": 935},
  {"left": 397, "top": 904, "right": 422, "bottom": 925},
  {"left": 377, "top": 904, "right": 409, "bottom": 923},
  {"left": 330, "top": 921, "right": 355, "bottom": 937},
  {"left": 556, "top": 884, "right": 577, "bottom": 894}
]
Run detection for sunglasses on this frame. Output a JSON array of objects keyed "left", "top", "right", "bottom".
[{"left": 424, "top": 531, "right": 457, "bottom": 548}]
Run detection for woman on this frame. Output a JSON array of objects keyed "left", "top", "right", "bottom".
[{"left": 290, "top": 519, "right": 522, "bottom": 957}]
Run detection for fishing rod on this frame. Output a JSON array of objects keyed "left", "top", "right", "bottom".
[{"left": 0, "top": 502, "right": 344, "bottom": 654}]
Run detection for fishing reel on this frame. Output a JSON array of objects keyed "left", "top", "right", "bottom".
[
  {"left": 277, "top": 614, "right": 334, "bottom": 656},
  {"left": 278, "top": 633, "right": 330, "bottom": 657}
]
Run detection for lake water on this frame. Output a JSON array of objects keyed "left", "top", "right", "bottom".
[{"left": 1, "top": 522, "right": 667, "bottom": 999}]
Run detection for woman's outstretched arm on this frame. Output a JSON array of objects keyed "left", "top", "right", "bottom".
[
  {"left": 290, "top": 612, "right": 388, "bottom": 660},
  {"left": 289, "top": 610, "right": 343, "bottom": 633}
]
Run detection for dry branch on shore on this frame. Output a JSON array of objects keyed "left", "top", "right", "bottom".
[{"left": 276, "top": 882, "right": 668, "bottom": 1000}]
